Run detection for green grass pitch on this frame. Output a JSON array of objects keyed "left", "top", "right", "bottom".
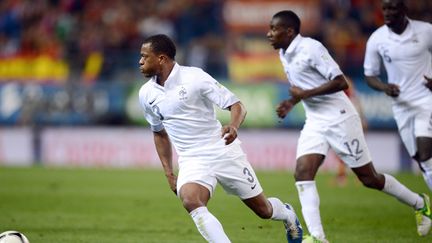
[{"left": 0, "top": 166, "right": 431, "bottom": 243}]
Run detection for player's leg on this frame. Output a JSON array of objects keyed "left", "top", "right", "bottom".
[
  {"left": 416, "top": 137, "right": 432, "bottom": 162},
  {"left": 214, "top": 142, "right": 303, "bottom": 242},
  {"left": 241, "top": 193, "right": 272, "bottom": 219},
  {"left": 179, "top": 182, "right": 211, "bottom": 212},
  {"left": 414, "top": 138, "right": 432, "bottom": 235},
  {"left": 242, "top": 193, "right": 303, "bottom": 243},
  {"left": 330, "top": 115, "right": 431, "bottom": 236},
  {"left": 416, "top": 137, "right": 432, "bottom": 191},
  {"left": 294, "top": 123, "right": 329, "bottom": 242},
  {"left": 178, "top": 183, "right": 230, "bottom": 243},
  {"left": 395, "top": 105, "right": 432, "bottom": 190},
  {"left": 413, "top": 105, "right": 432, "bottom": 190},
  {"left": 177, "top": 159, "right": 230, "bottom": 243},
  {"left": 295, "top": 153, "right": 327, "bottom": 242},
  {"left": 351, "top": 162, "right": 431, "bottom": 236}
]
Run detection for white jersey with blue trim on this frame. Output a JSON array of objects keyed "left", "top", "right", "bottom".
[
  {"left": 138, "top": 63, "right": 240, "bottom": 157},
  {"left": 279, "top": 34, "right": 357, "bottom": 125},
  {"left": 364, "top": 19, "right": 432, "bottom": 106}
]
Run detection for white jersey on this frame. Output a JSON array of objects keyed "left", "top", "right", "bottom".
[
  {"left": 279, "top": 34, "right": 357, "bottom": 125},
  {"left": 138, "top": 63, "right": 240, "bottom": 157},
  {"left": 364, "top": 19, "right": 432, "bottom": 106}
]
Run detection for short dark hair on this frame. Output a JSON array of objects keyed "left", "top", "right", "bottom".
[
  {"left": 395, "top": 0, "right": 407, "bottom": 10},
  {"left": 389, "top": 0, "right": 406, "bottom": 7},
  {"left": 143, "top": 34, "right": 176, "bottom": 59},
  {"left": 273, "top": 10, "right": 301, "bottom": 34}
]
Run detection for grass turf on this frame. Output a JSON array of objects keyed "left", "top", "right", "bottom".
[{"left": 0, "top": 166, "right": 430, "bottom": 243}]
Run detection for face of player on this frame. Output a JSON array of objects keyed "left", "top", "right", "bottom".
[
  {"left": 381, "top": 0, "right": 406, "bottom": 29},
  {"left": 139, "top": 43, "right": 162, "bottom": 78},
  {"left": 267, "top": 17, "right": 294, "bottom": 51}
]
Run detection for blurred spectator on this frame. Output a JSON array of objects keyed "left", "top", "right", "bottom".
[{"left": 0, "top": 0, "right": 431, "bottom": 83}]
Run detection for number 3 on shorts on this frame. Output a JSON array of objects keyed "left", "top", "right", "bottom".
[{"left": 243, "top": 167, "right": 255, "bottom": 183}]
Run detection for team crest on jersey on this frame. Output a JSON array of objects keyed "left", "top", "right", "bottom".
[{"left": 179, "top": 86, "right": 188, "bottom": 100}]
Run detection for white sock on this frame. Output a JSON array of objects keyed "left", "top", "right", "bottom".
[
  {"left": 295, "top": 181, "right": 325, "bottom": 240},
  {"left": 268, "top": 197, "right": 297, "bottom": 225},
  {"left": 381, "top": 174, "right": 424, "bottom": 210},
  {"left": 190, "top": 206, "right": 231, "bottom": 243},
  {"left": 420, "top": 157, "right": 432, "bottom": 191}
]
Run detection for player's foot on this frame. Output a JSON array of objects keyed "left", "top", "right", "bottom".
[
  {"left": 302, "top": 235, "right": 329, "bottom": 243},
  {"left": 416, "top": 193, "right": 432, "bottom": 236},
  {"left": 284, "top": 203, "right": 303, "bottom": 243}
]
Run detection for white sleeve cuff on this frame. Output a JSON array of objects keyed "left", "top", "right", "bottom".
[
  {"left": 150, "top": 124, "right": 164, "bottom": 132},
  {"left": 364, "top": 68, "right": 380, "bottom": 77}
]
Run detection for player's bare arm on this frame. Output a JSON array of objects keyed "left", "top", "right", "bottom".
[
  {"left": 424, "top": 75, "right": 432, "bottom": 91},
  {"left": 221, "top": 101, "right": 246, "bottom": 145},
  {"left": 276, "top": 75, "right": 348, "bottom": 119},
  {"left": 290, "top": 75, "right": 348, "bottom": 100},
  {"left": 153, "top": 129, "right": 177, "bottom": 195},
  {"left": 365, "top": 76, "right": 400, "bottom": 97},
  {"left": 276, "top": 98, "right": 299, "bottom": 119}
]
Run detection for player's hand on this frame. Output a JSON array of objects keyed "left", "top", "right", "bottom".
[
  {"left": 276, "top": 100, "right": 295, "bottom": 119},
  {"left": 290, "top": 86, "right": 306, "bottom": 100},
  {"left": 424, "top": 75, "right": 432, "bottom": 91},
  {"left": 384, "top": 83, "right": 400, "bottom": 97},
  {"left": 166, "top": 173, "right": 177, "bottom": 195},
  {"left": 221, "top": 125, "right": 238, "bottom": 145}
]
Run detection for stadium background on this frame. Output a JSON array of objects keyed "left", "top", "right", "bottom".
[
  {"left": 2, "top": 1, "right": 432, "bottom": 242},
  {"left": 1, "top": 0, "right": 431, "bottom": 170}
]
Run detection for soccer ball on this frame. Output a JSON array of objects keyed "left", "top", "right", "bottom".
[{"left": 0, "top": 231, "right": 29, "bottom": 243}]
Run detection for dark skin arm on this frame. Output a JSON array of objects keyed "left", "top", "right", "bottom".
[
  {"left": 153, "top": 129, "right": 177, "bottom": 195},
  {"left": 221, "top": 101, "right": 246, "bottom": 145},
  {"left": 276, "top": 96, "right": 300, "bottom": 119},
  {"left": 365, "top": 75, "right": 400, "bottom": 97},
  {"left": 276, "top": 75, "right": 349, "bottom": 119},
  {"left": 425, "top": 75, "right": 432, "bottom": 91}
]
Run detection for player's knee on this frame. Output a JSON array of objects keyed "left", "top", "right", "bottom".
[
  {"left": 181, "top": 198, "right": 205, "bottom": 212},
  {"left": 417, "top": 151, "right": 432, "bottom": 162},
  {"left": 294, "top": 169, "right": 314, "bottom": 181},
  {"left": 294, "top": 160, "right": 319, "bottom": 181}
]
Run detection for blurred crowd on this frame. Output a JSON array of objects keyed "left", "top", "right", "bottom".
[
  {"left": 319, "top": 0, "right": 432, "bottom": 77},
  {"left": 0, "top": 0, "right": 431, "bottom": 83},
  {"left": 0, "top": 0, "right": 225, "bottom": 83}
]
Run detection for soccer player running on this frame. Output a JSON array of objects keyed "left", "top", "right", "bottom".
[
  {"left": 267, "top": 10, "right": 432, "bottom": 242},
  {"left": 138, "top": 34, "right": 303, "bottom": 243},
  {"left": 364, "top": 0, "right": 432, "bottom": 192}
]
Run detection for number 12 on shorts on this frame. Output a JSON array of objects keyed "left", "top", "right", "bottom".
[{"left": 344, "top": 138, "right": 364, "bottom": 161}]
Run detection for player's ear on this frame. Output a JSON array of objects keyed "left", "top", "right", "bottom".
[
  {"left": 286, "top": 27, "right": 295, "bottom": 36},
  {"left": 158, "top": 54, "right": 167, "bottom": 64}
]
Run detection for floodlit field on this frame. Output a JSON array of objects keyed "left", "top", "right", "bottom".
[{"left": 0, "top": 166, "right": 430, "bottom": 243}]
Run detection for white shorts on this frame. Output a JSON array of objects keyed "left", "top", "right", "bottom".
[
  {"left": 297, "top": 115, "right": 371, "bottom": 168},
  {"left": 393, "top": 96, "right": 432, "bottom": 157},
  {"left": 177, "top": 143, "right": 263, "bottom": 200}
]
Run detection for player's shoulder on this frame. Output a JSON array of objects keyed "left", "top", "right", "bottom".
[
  {"left": 367, "top": 25, "right": 387, "bottom": 42},
  {"left": 179, "top": 65, "right": 208, "bottom": 78},
  {"left": 410, "top": 19, "right": 432, "bottom": 32},
  {"left": 178, "top": 65, "right": 214, "bottom": 84},
  {"left": 138, "top": 79, "right": 153, "bottom": 93},
  {"left": 138, "top": 79, "right": 155, "bottom": 101},
  {"left": 300, "top": 37, "right": 327, "bottom": 54},
  {"left": 300, "top": 37, "right": 322, "bottom": 48}
]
